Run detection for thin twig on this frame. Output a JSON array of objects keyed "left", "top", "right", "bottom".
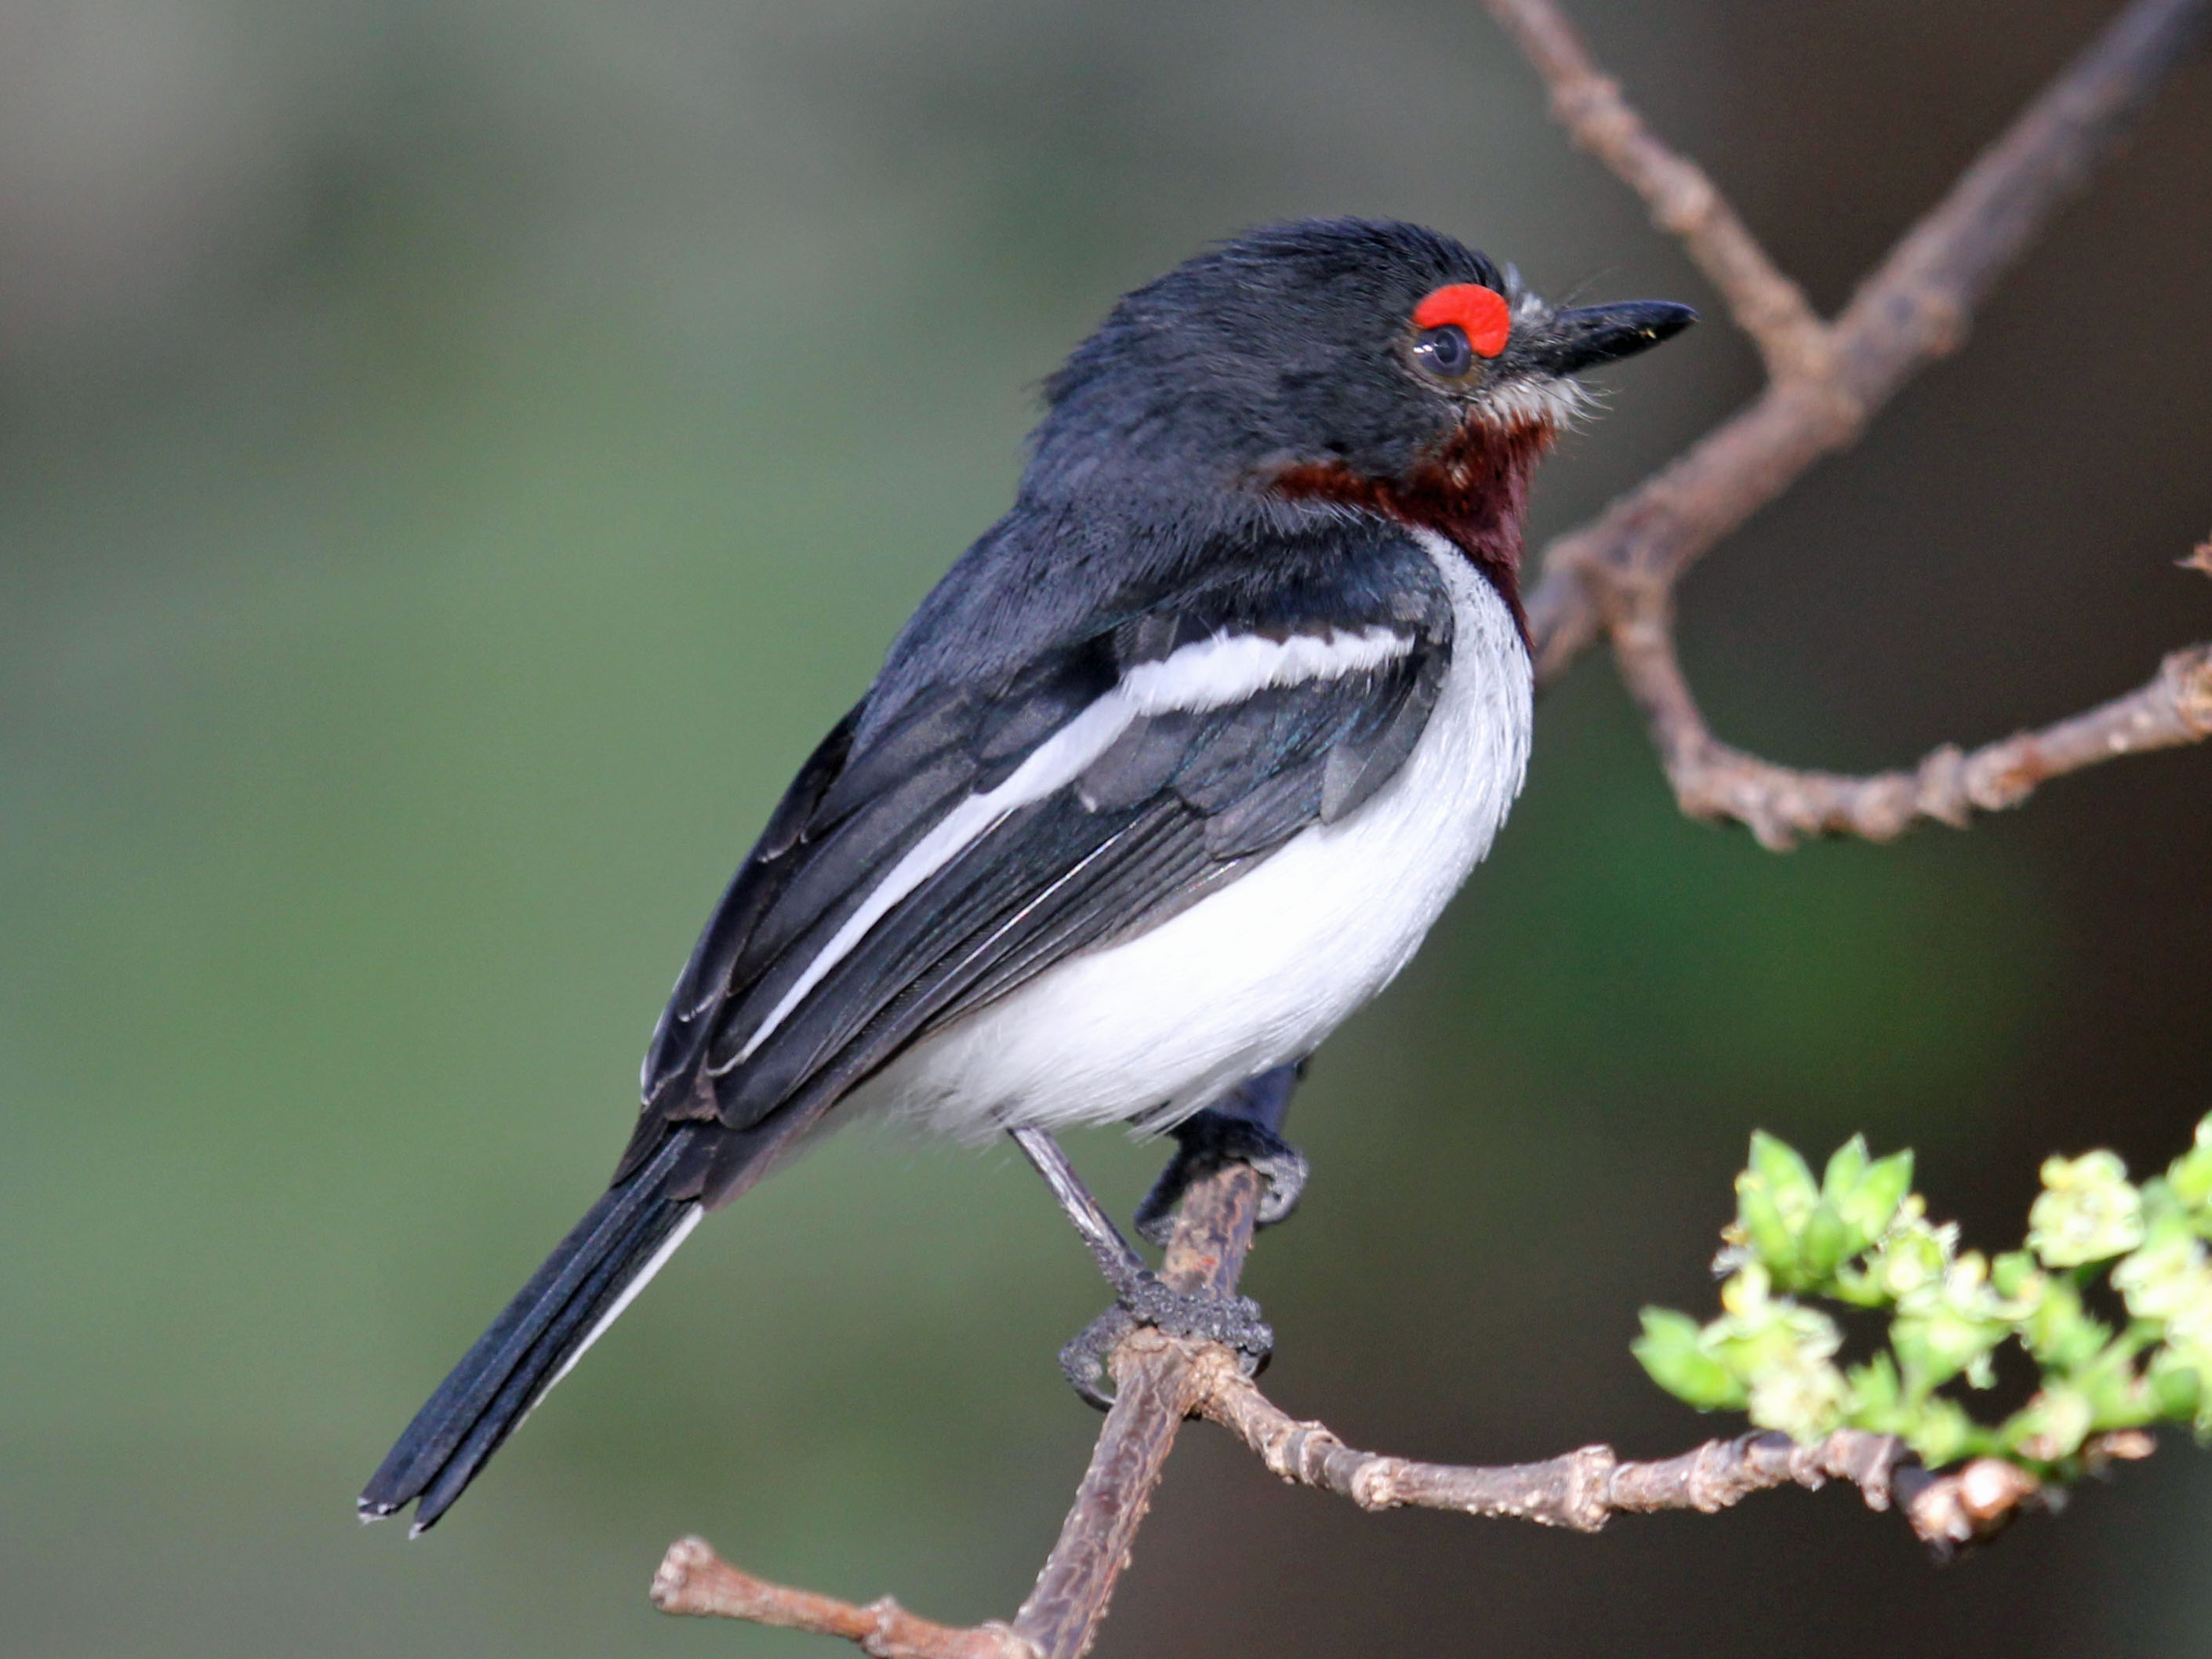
[
  {"left": 648, "top": 1173, "right": 2161, "bottom": 1653},
  {"left": 1520, "top": 0, "right": 2209, "bottom": 671},
  {"left": 651, "top": 1160, "right": 1268, "bottom": 1659},
  {"left": 1483, "top": 0, "right": 1833, "bottom": 384},
  {"left": 1501, "top": 0, "right": 2211, "bottom": 840},
  {"left": 652, "top": 1327, "right": 2162, "bottom": 1654},
  {"left": 1625, "top": 622, "right": 2212, "bottom": 850},
  {"left": 652, "top": 1538, "right": 1037, "bottom": 1659},
  {"left": 1190, "top": 1355, "right": 2149, "bottom": 1555}
]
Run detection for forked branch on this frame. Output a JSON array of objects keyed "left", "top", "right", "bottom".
[
  {"left": 1492, "top": 0, "right": 2211, "bottom": 844},
  {"left": 1621, "top": 617, "right": 2212, "bottom": 850},
  {"left": 652, "top": 1154, "right": 2163, "bottom": 1656}
]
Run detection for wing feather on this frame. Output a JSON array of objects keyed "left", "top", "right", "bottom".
[{"left": 627, "top": 519, "right": 1467, "bottom": 1200}]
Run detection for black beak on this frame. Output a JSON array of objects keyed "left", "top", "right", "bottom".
[{"left": 1520, "top": 300, "right": 1697, "bottom": 376}]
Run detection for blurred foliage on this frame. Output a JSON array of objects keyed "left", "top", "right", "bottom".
[{"left": 1640, "top": 1119, "right": 2212, "bottom": 1475}]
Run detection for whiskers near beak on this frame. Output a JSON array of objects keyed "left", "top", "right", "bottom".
[{"left": 1471, "top": 373, "right": 1597, "bottom": 434}]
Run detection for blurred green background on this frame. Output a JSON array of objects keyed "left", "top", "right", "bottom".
[{"left": 2, "top": 2, "right": 2207, "bottom": 1654}]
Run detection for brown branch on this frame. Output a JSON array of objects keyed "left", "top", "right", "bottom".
[
  {"left": 1190, "top": 1355, "right": 2149, "bottom": 1556},
  {"left": 1492, "top": 0, "right": 2211, "bottom": 844},
  {"left": 1622, "top": 614, "right": 2212, "bottom": 849},
  {"left": 648, "top": 1165, "right": 2159, "bottom": 1659},
  {"left": 652, "top": 1538, "right": 1037, "bottom": 1659},
  {"left": 651, "top": 1161, "right": 1268, "bottom": 1659},
  {"left": 1483, "top": 0, "right": 1832, "bottom": 384},
  {"left": 1005, "top": 1164, "right": 1265, "bottom": 1657},
  {"left": 652, "top": 1318, "right": 2161, "bottom": 1656}
]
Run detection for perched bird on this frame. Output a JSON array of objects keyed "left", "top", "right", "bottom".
[{"left": 360, "top": 218, "right": 1693, "bottom": 1532}]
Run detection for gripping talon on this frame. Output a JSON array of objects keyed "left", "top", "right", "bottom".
[
  {"left": 1059, "top": 1309, "right": 1135, "bottom": 1411},
  {"left": 1135, "top": 1109, "right": 1310, "bottom": 1248},
  {"left": 1058, "top": 1271, "right": 1273, "bottom": 1407}
]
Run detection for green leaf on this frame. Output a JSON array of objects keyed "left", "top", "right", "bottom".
[
  {"left": 1843, "top": 1352, "right": 1905, "bottom": 1432},
  {"left": 1989, "top": 1249, "right": 2040, "bottom": 1299},
  {"left": 2029, "top": 1150, "right": 2145, "bottom": 1268},
  {"left": 2019, "top": 1280, "right": 2111, "bottom": 1374},
  {"left": 1633, "top": 1309, "right": 1745, "bottom": 1410},
  {"left": 1838, "top": 1149, "right": 1915, "bottom": 1247},
  {"left": 1748, "top": 1131, "right": 1820, "bottom": 1222},
  {"left": 1891, "top": 1304, "right": 2002, "bottom": 1393},
  {"left": 2112, "top": 1225, "right": 2212, "bottom": 1323},
  {"left": 1746, "top": 1351, "right": 1851, "bottom": 1443},
  {"left": 1798, "top": 1200, "right": 1853, "bottom": 1284},
  {"left": 2168, "top": 1116, "right": 2212, "bottom": 1211},
  {"left": 1734, "top": 1181, "right": 1799, "bottom": 1276},
  {"left": 2148, "top": 1344, "right": 2209, "bottom": 1432},
  {"left": 1822, "top": 1136, "right": 1870, "bottom": 1205},
  {"left": 1860, "top": 1220, "right": 1949, "bottom": 1305},
  {"left": 1640, "top": 1116, "right": 2212, "bottom": 1491},
  {"left": 2003, "top": 1385, "right": 2095, "bottom": 1462},
  {"left": 1903, "top": 1396, "right": 1978, "bottom": 1468}
]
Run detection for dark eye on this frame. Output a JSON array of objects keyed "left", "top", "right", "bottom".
[{"left": 1413, "top": 325, "right": 1474, "bottom": 380}]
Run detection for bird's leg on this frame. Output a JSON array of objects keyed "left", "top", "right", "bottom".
[
  {"left": 1009, "top": 1124, "right": 1154, "bottom": 1294},
  {"left": 1009, "top": 1125, "right": 1272, "bottom": 1410},
  {"left": 1133, "top": 1061, "right": 1309, "bottom": 1247}
]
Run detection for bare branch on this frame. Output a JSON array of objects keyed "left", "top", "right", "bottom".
[
  {"left": 652, "top": 1160, "right": 1269, "bottom": 1659},
  {"left": 1482, "top": 0, "right": 1832, "bottom": 383},
  {"left": 652, "top": 1537, "right": 1037, "bottom": 1659},
  {"left": 1503, "top": 0, "right": 2210, "bottom": 817},
  {"left": 1618, "top": 601, "right": 2212, "bottom": 848},
  {"left": 1006, "top": 1165, "right": 1266, "bottom": 1659},
  {"left": 652, "top": 1331, "right": 2161, "bottom": 1659},
  {"left": 1190, "top": 1354, "right": 2159, "bottom": 1556},
  {"left": 651, "top": 1162, "right": 2163, "bottom": 1654}
]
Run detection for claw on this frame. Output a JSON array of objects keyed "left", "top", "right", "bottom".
[
  {"left": 1135, "top": 1110, "right": 1310, "bottom": 1247},
  {"left": 1058, "top": 1271, "right": 1273, "bottom": 1409},
  {"left": 1059, "top": 1309, "right": 1135, "bottom": 1411}
]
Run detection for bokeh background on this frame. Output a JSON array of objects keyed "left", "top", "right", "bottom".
[{"left": 2, "top": 1, "right": 2207, "bottom": 1654}]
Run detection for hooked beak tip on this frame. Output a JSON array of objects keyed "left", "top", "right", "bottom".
[{"left": 1527, "top": 299, "right": 1698, "bottom": 376}]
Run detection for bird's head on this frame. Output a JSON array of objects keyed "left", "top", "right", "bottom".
[{"left": 1024, "top": 218, "right": 1694, "bottom": 593}]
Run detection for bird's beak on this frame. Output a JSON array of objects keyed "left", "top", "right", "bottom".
[{"left": 1519, "top": 300, "right": 1697, "bottom": 376}]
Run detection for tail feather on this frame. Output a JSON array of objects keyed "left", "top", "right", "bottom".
[{"left": 360, "top": 1131, "right": 700, "bottom": 1534}]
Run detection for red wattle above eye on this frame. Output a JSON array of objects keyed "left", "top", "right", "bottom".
[{"left": 1413, "top": 284, "right": 1511, "bottom": 358}]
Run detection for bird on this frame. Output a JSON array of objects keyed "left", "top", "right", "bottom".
[{"left": 359, "top": 217, "right": 1694, "bottom": 1533}]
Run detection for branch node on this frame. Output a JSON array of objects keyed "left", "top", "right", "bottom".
[
  {"left": 2161, "top": 644, "right": 2212, "bottom": 736},
  {"left": 1902, "top": 1458, "right": 2043, "bottom": 1556}
]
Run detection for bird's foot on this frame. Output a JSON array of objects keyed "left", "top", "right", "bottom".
[
  {"left": 1134, "top": 1109, "right": 1309, "bottom": 1248},
  {"left": 1059, "top": 1273, "right": 1273, "bottom": 1410}
]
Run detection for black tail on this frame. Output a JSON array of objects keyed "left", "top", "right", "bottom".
[{"left": 359, "top": 1131, "right": 701, "bottom": 1534}]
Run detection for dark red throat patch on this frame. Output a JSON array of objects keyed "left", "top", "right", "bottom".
[{"left": 1269, "top": 417, "right": 1556, "bottom": 643}]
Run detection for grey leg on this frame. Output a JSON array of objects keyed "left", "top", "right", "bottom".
[{"left": 1011, "top": 1124, "right": 1273, "bottom": 1410}]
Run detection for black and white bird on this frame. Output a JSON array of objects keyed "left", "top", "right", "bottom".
[{"left": 360, "top": 218, "right": 1694, "bottom": 1532}]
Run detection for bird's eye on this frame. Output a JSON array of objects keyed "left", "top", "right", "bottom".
[{"left": 1413, "top": 325, "right": 1475, "bottom": 381}]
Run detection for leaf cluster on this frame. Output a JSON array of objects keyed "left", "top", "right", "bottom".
[{"left": 1634, "top": 1116, "right": 2212, "bottom": 1475}]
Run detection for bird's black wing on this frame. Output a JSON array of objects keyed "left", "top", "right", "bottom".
[
  {"left": 626, "top": 521, "right": 1458, "bottom": 1206},
  {"left": 361, "top": 520, "right": 1461, "bottom": 1531}
]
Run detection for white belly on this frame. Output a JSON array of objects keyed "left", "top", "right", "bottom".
[{"left": 846, "top": 535, "right": 1532, "bottom": 1140}]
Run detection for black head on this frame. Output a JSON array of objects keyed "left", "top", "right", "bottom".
[{"left": 1023, "top": 218, "right": 1694, "bottom": 503}]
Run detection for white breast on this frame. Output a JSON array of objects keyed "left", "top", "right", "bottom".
[{"left": 844, "top": 531, "right": 1534, "bottom": 1141}]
